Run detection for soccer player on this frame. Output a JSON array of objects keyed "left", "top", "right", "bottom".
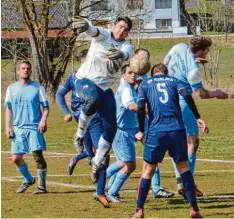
[
  {"left": 56, "top": 50, "right": 109, "bottom": 207},
  {"left": 72, "top": 16, "right": 134, "bottom": 182},
  {"left": 164, "top": 36, "right": 228, "bottom": 197},
  {"left": 105, "top": 64, "right": 137, "bottom": 202},
  {"left": 134, "top": 49, "right": 175, "bottom": 199},
  {"left": 5, "top": 60, "right": 49, "bottom": 194},
  {"left": 132, "top": 64, "right": 208, "bottom": 218}
]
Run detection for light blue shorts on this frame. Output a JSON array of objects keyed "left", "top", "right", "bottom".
[
  {"left": 180, "top": 100, "right": 199, "bottom": 136},
  {"left": 11, "top": 127, "right": 46, "bottom": 154},
  {"left": 112, "top": 128, "right": 137, "bottom": 162}
]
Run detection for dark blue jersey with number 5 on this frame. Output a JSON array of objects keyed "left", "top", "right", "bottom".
[{"left": 137, "top": 74, "right": 186, "bottom": 134}]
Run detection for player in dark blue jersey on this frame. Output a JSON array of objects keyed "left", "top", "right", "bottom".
[
  {"left": 132, "top": 64, "right": 208, "bottom": 218},
  {"left": 56, "top": 50, "right": 110, "bottom": 207}
]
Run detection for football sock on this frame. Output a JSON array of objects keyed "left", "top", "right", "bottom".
[
  {"left": 37, "top": 168, "right": 47, "bottom": 190},
  {"left": 151, "top": 167, "right": 160, "bottom": 193},
  {"left": 181, "top": 170, "right": 198, "bottom": 210},
  {"left": 107, "top": 173, "right": 117, "bottom": 190},
  {"left": 108, "top": 171, "right": 128, "bottom": 196},
  {"left": 77, "top": 111, "right": 92, "bottom": 138},
  {"left": 188, "top": 154, "right": 196, "bottom": 176},
  {"left": 136, "top": 177, "right": 151, "bottom": 209},
  {"left": 73, "top": 151, "right": 88, "bottom": 163},
  {"left": 106, "top": 161, "right": 122, "bottom": 178},
  {"left": 95, "top": 136, "right": 111, "bottom": 167},
  {"left": 96, "top": 164, "right": 107, "bottom": 195},
  {"left": 17, "top": 162, "right": 34, "bottom": 183}
]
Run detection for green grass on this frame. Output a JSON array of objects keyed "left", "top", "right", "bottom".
[{"left": 1, "top": 100, "right": 234, "bottom": 218}]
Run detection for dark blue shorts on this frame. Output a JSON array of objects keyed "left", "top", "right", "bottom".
[{"left": 143, "top": 129, "right": 188, "bottom": 164}]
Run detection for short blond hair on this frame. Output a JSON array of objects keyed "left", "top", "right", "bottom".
[{"left": 16, "top": 60, "right": 32, "bottom": 70}]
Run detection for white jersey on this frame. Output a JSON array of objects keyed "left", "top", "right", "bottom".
[{"left": 76, "top": 27, "right": 134, "bottom": 91}]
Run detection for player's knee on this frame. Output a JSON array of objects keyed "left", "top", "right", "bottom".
[
  {"left": 12, "top": 156, "right": 24, "bottom": 166},
  {"left": 127, "top": 162, "right": 136, "bottom": 174},
  {"left": 32, "top": 150, "right": 47, "bottom": 169},
  {"left": 176, "top": 161, "right": 189, "bottom": 173}
]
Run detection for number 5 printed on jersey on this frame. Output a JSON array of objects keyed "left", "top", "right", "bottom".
[{"left": 157, "top": 83, "right": 168, "bottom": 104}]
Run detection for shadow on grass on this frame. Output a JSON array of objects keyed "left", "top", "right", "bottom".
[{"left": 48, "top": 189, "right": 95, "bottom": 194}]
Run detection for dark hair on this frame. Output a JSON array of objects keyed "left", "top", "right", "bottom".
[
  {"left": 135, "top": 48, "right": 150, "bottom": 57},
  {"left": 16, "top": 60, "right": 32, "bottom": 70},
  {"left": 74, "top": 49, "right": 88, "bottom": 62},
  {"left": 190, "top": 36, "right": 212, "bottom": 54},
  {"left": 121, "top": 63, "right": 130, "bottom": 74},
  {"left": 114, "top": 17, "right": 132, "bottom": 31},
  {"left": 151, "top": 63, "right": 168, "bottom": 76}
]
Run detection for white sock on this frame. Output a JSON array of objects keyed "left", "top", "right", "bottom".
[
  {"left": 95, "top": 136, "right": 111, "bottom": 167},
  {"left": 77, "top": 111, "right": 92, "bottom": 138}
]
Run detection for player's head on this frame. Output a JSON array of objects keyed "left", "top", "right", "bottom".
[
  {"left": 190, "top": 36, "right": 212, "bottom": 59},
  {"left": 16, "top": 60, "right": 32, "bottom": 80},
  {"left": 151, "top": 63, "right": 168, "bottom": 76},
  {"left": 135, "top": 48, "right": 150, "bottom": 58},
  {"left": 112, "top": 17, "right": 132, "bottom": 41},
  {"left": 74, "top": 49, "right": 88, "bottom": 64},
  {"left": 121, "top": 63, "right": 136, "bottom": 85}
]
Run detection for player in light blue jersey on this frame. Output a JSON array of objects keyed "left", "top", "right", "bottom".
[
  {"left": 164, "top": 36, "right": 228, "bottom": 197},
  {"left": 72, "top": 16, "right": 134, "bottom": 183},
  {"left": 132, "top": 64, "right": 208, "bottom": 218},
  {"left": 5, "top": 60, "right": 49, "bottom": 194},
  {"left": 105, "top": 64, "right": 137, "bottom": 202}
]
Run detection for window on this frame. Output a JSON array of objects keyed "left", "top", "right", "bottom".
[
  {"left": 155, "top": 0, "right": 172, "bottom": 9},
  {"left": 90, "top": 0, "right": 108, "bottom": 11},
  {"left": 156, "top": 19, "right": 172, "bottom": 28},
  {"left": 127, "top": 0, "right": 143, "bottom": 10}
]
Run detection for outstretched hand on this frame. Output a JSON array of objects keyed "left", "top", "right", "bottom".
[{"left": 72, "top": 16, "right": 89, "bottom": 35}]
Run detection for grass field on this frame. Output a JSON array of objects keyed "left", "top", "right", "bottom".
[{"left": 1, "top": 100, "right": 234, "bottom": 218}]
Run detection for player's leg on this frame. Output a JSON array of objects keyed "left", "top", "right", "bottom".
[
  {"left": 94, "top": 154, "right": 110, "bottom": 208},
  {"left": 151, "top": 167, "right": 175, "bottom": 198},
  {"left": 133, "top": 131, "right": 168, "bottom": 218},
  {"left": 169, "top": 129, "right": 202, "bottom": 218},
  {"left": 32, "top": 150, "right": 47, "bottom": 194},
  {"left": 11, "top": 127, "right": 35, "bottom": 193},
  {"left": 29, "top": 129, "right": 47, "bottom": 194},
  {"left": 107, "top": 128, "right": 136, "bottom": 202},
  {"left": 133, "top": 161, "right": 157, "bottom": 218},
  {"left": 91, "top": 88, "right": 117, "bottom": 182},
  {"left": 75, "top": 78, "right": 101, "bottom": 152}
]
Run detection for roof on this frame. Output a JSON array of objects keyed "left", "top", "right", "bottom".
[{"left": 1, "top": 0, "right": 70, "bottom": 30}]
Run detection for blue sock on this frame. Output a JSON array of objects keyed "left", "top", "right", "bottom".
[
  {"left": 106, "top": 161, "right": 122, "bottom": 179},
  {"left": 96, "top": 164, "right": 107, "bottom": 195},
  {"left": 137, "top": 177, "right": 151, "bottom": 209},
  {"left": 181, "top": 171, "right": 197, "bottom": 205},
  {"left": 108, "top": 171, "right": 128, "bottom": 196},
  {"left": 152, "top": 167, "right": 160, "bottom": 193},
  {"left": 73, "top": 151, "right": 88, "bottom": 163},
  {"left": 17, "top": 163, "right": 34, "bottom": 183},
  {"left": 107, "top": 173, "right": 117, "bottom": 190},
  {"left": 84, "top": 133, "right": 95, "bottom": 158},
  {"left": 188, "top": 154, "right": 196, "bottom": 176}
]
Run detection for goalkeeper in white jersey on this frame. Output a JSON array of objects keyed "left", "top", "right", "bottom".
[{"left": 72, "top": 16, "right": 134, "bottom": 185}]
